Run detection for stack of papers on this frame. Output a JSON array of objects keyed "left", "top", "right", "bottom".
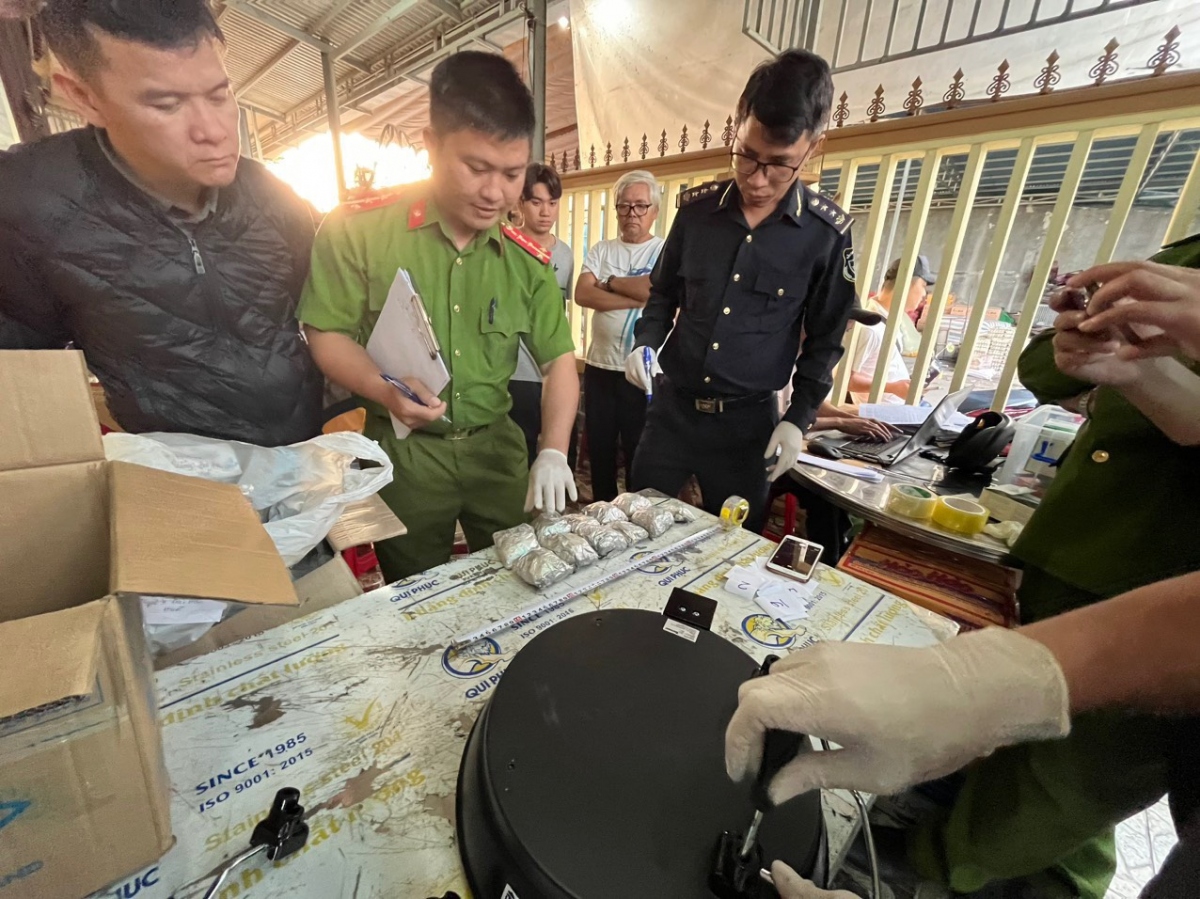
[
  {"left": 796, "top": 453, "right": 885, "bottom": 482},
  {"left": 722, "top": 563, "right": 818, "bottom": 623}
]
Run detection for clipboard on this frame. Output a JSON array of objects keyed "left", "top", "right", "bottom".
[{"left": 366, "top": 268, "right": 451, "bottom": 439}]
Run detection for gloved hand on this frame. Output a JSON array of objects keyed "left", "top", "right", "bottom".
[
  {"left": 726, "top": 627, "right": 1070, "bottom": 803},
  {"left": 770, "top": 861, "right": 857, "bottom": 899},
  {"left": 623, "top": 347, "right": 661, "bottom": 393},
  {"left": 525, "top": 449, "right": 578, "bottom": 514},
  {"left": 764, "top": 421, "right": 806, "bottom": 481}
]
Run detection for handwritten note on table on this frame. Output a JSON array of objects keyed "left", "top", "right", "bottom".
[{"left": 722, "top": 564, "right": 813, "bottom": 624}]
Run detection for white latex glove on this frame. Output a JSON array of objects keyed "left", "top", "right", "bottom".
[
  {"left": 764, "top": 421, "right": 806, "bottom": 482},
  {"left": 770, "top": 861, "right": 857, "bottom": 899},
  {"left": 525, "top": 449, "right": 578, "bottom": 514},
  {"left": 725, "top": 627, "right": 1070, "bottom": 803},
  {"left": 623, "top": 347, "right": 661, "bottom": 392}
]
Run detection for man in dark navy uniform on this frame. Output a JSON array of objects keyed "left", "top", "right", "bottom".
[{"left": 626, "top": 49, "right": 857, "bottom": 530}]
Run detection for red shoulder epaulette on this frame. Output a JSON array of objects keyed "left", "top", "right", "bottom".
[
  {"left": 500, "top": 222, "right": 552, "bottom": 264},
  {"left": 340, "top": 184, "right": 409, "bottom": 215}
]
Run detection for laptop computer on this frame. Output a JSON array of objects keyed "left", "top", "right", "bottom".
[{"left": 817, "top": 388, "right": 973, "bottom": 467}]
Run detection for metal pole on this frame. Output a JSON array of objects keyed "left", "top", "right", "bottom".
[
  {"left": 322, "top": 52, "right": 347, "bottom": 201},
  {"left": 249, "top": 108, "right": 263, "bottom": 161},
  {"left": 529, "top": 0, "right": 547, "bottom": 163},
  {"left": 878, "top": 156, "right": 913, "bottom": 284}
]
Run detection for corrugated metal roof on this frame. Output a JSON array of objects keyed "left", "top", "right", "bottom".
[{"left": 220, "top": 0, "right": 479, "bottom": 122}]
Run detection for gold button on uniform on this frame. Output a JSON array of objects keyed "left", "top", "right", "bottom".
[
  {"left": 704, "top": 376, "right": 712, "bottom": 384},
  {"left": 745, "top": 235, "right": 753, "bottom": 243},
  {"left": 455, "top": 257, "right": 463, "bottom": 266},
  {"left": 454, "top": 348, "right": 462, "bottom": 357},
  {"left": 723, "top": 307, "right": 731, "bottom": 315},
  {"left": 453, "top": 304, "right": 461, "bottom": 313},
  {"left": 732, "top": 274, "right": 741, "bottom": 282},
  {"left": 777, "top": 289, "right": 784, "bottom": 296},
  {"left": 454, "top": 392, "right": 461, "bottom": 400},
  {"left": 712, "top": 342, "right": 720, "bottom": 350},
  {"left": 1091, "top": 450, "right": 1110, "bottom": 463}
]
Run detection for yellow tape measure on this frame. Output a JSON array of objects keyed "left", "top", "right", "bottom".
[
  {"left": 720, "top": 496, "right": 750, "bottom": 529},
  {"left": 931, "top": 496, "right": 989, "bottom": 536},
  {"left": 886, "top": 484, "right": 937, "bottom": 520}
]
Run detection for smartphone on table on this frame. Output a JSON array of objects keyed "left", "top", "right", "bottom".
[{"left": 766, "top": 535, "right": 824, "bottom": 583}]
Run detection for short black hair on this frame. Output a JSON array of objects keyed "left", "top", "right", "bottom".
[
  {"left": 429, "top": 51, "right": 535, "bottom": 141},
  {"left": 40, "top": 0, "right": 224, "bottom": 78},
  {"left": 736, "top": 49, "right": 834, "bottom": 144},
  {"left": 522, "top": 163, "right": 562, "bottom": 201}
]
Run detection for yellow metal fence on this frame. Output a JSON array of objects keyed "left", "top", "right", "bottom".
[{"left": 555, "top": 68, "right": 1200, "bottom": 411}]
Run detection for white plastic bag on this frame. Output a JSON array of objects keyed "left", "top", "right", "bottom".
[
  {"left": 104, "top": 431, "right": 394, "bottom": 565},
  {"left": 105, "top": 431, "right": 393, "bottom": 654}
]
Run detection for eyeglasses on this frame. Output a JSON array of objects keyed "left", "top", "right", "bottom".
[
  {"left": 615, "top": 203, "right": 652, "bottom": 216},
  {"left": 731, "top": 151, "right": 802, "bottom": 184}
]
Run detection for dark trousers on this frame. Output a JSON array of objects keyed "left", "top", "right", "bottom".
[
  {"left": 631, "top": 379, "right": 777, "bottom": 532},
  {"left": 583, "top": 364, "right": 647, "bottom": 502},
  {"left": 508, "top": 379, "right": 579, "bottom": 470}
]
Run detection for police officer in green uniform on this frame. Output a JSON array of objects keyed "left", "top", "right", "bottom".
[
  {"left": 298, "top": 52, "right": 579, "bottom": 581},
  {"left": 907, "top": 235, "right": 1200, "bottom": 898}
]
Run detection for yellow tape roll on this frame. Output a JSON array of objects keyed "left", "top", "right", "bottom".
[
  {"left": 886, "top": 484, "right": 937, "bottom": 520},
  {"left": 720, "top": 496, "right": 750, "bottom": 529},
  {"left": 931, "top": 496, "right": 989, "bottom": 536}
]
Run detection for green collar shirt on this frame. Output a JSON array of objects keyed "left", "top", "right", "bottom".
[
  {"left": 298, "top": 185, "right": 575, "bottom": 432},
  {"left": 1012, "top": 234, "right": 1200, "bottom": 597}
]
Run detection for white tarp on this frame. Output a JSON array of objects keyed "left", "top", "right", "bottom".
[{"left": 569, "top": 0, "right": 1200, "bottom": 154}]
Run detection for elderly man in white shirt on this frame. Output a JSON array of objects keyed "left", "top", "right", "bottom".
[{"left": 573, "top": 170, "right": 665, "bottom": 500}]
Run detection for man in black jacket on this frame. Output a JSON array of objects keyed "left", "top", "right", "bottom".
[{"left": 0, "top": 0, "right": 323, "bottom": 445}]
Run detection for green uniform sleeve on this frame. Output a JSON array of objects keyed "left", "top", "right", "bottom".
[
  {"left": 524, "top": 261, "right": 576, "bottom": 367},
  {"left": 297, "top": 213, "right": 369, "bottom": 339},
  {"left": 1017, "top": 330, "right": 1091, "bottom": 404}
]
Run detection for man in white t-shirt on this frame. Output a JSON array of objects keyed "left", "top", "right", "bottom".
[
  {"left": 574, "top": 170, "right": 665, "bottom": 500},
  {"left": 849, "top": 256, "right": 937, "bottom": 400},
  {"left": 510, "top": 163, "right": 575, "bottom": 464},
  {"left": 848, "top": 299, "right": 912, "bottom": 401}
]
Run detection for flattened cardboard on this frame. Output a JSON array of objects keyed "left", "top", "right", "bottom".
[
  {"left": 110, "top": 462, "right": 298, "bottom": 608},
  {"left": 325, "top": 493, "right": 407, "bottom": 551},
  {"left": 0, "top": 349, "right": 102, "bottom": 472},
  {"left": 0, "top": 601, "right": 103, "bottom": 721}
]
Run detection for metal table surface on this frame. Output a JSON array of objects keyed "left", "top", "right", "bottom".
[
  {"left": 788, "top": 449, "right": 1014, "bottom": 565},
  {"left": 88, "top": 502, "right": 948, "bottom": 899}
]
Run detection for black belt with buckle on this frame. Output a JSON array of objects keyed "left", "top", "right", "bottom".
[{"left": 674, "top": 389, "right": 773, "bottom": 414}]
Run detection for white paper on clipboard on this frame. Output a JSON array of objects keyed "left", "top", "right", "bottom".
[{"left": 366, "top": 268, "right": 451, "bottom": 439}]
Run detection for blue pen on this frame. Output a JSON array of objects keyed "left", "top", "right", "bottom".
[
  {"left": 641, "top": 347, "right": 655, "bottom": 403},
  {"left": 381, "top": 374, "right": 451, "bottom": 424}
]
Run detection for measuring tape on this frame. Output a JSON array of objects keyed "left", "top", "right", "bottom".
[{"left": 451, "top": 523, "right": 727, "bottom": 649}]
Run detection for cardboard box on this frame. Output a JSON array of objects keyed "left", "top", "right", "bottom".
[
  {"left": 0, "top": 350, "right": 298, "bottom": 899},
  {"left": 325, "top": 493, "right": 407, "bottom": 552},
  {"left": 154, "top": 554, "right": 364, "bottom": 669}
]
